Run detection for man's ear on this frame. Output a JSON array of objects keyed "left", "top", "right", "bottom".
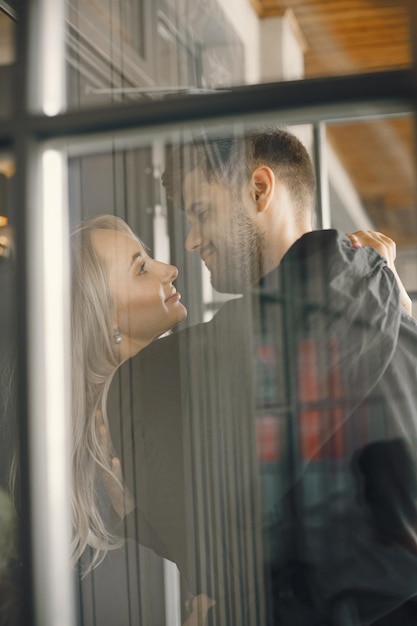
[{"left": 250, "top": 166, "right": 275, "bottom": 212}]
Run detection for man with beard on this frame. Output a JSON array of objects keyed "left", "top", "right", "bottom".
[{"left": 106, "top": 128, "right": 417, "bottom": 625}]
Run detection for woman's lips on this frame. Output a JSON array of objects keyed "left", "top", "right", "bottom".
[{"left": 165, "top": 290, "right": 181, "bottom": 303}]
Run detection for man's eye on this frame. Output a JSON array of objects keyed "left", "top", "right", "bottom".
[{"left": 197, "top": 209, "right": 208, "bottom": 223}]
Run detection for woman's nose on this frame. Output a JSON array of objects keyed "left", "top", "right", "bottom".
[{"left": 161, "top": 262, "right": 178, "bottom": 283}]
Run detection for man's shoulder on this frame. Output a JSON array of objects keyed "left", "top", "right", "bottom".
[
  {"left": 260, "top": 230, "right": 353, "bottom": 291},
  {"left": 283, "top": 229, "right": 354, "bottom": 266}
]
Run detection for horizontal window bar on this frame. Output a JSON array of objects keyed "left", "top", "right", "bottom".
[{"left": 0, "top": 69, "right": 415, "bottom": 143}]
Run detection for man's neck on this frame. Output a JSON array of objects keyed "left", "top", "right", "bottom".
[{"left": 261, "top": 223, "right": 312, "bottom": 278}]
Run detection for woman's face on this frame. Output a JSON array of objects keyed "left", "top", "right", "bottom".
[{"left": 93, "top": 229, "right": 187, "bottom": 359}]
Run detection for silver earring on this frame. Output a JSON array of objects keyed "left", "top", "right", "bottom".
[{"left": 113, "top": 327, "right": 122, "bottom": 344}]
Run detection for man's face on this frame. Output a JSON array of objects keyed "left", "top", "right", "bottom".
[{"left": 182, "top": 167, "right": 265, "bottom": 293}]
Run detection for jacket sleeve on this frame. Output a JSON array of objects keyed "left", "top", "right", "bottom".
[{"left": 276, "top": 229, "right": 403, "bottom": 459}]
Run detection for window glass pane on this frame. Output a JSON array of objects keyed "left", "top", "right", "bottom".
[
  {"left": 66, "top": 116, "right": 417, "bottom": 625},
  {"left": 66, "top": 0, "right": 242, "bottom": 110},
  {"left": 0, "top": 9, "right": 16, "bottom": 119},
  {"left": 65, "top": 0, "right": 413, "bottom": 110},
  {"left": 0, "top": 9, "right": 15, "bottom": 66},
  {"left": 4, "top": 2, "right": 415, "bottom": 623},
  {"left": 326, "top": 114, "right": 417, "bottom": 315},
  {"left": 0, "top": 155, "right": 21, "bottom": 626},
  {"left": 278, "top": 0, "right": 411, "bottom": 79}
]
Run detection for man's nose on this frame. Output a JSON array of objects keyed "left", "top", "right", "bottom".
[{"left": 185, "top": 223, "right": 202, "bottom": 252}]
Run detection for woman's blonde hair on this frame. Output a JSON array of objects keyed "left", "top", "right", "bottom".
[{"left": 70, "top": 214, "right": 138, "bottom": 574}]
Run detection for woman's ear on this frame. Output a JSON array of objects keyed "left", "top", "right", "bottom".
[{"left": 250, "top": 166, "right": 275, "bottom": 212}]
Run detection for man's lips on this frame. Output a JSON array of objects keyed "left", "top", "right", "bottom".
[{"left": 201, "top": 248, "right": 215, "bottom": 267}]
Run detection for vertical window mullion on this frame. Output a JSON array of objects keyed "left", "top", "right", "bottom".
[
  {"left": 18, "top": 1, "right": 75, "bottom": 625},
  {"left": 27, "top": 144, "right": 74, "bottom": 626},
  {"left": 313, "top": 122, "right": 331, "bottom": 230},
  {"left": 27, "top": 0, "right": 66, "bottom": 115}
]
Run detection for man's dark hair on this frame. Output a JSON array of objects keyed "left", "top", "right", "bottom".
[{"left": 162, "top": 127, "right": 316, "bottom": 220}]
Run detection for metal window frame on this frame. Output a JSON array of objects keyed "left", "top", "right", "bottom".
[
  {"left": 3, "top": 68, "right": 415, "bottom": 141},
  {"left": 0, "top": 1, "right": 17, "bottom": 20},
  {"left": 1, "top": 1, "right": 416, "bottom": 624}
]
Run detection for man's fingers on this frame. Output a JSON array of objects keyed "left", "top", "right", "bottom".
[{"left": 348, "top": 230, "right": 411, "bottom": 315}]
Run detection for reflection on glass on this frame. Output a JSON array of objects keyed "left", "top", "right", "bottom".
[
  {"left": 298, "top": 2, "right": 411, "bottom": 78},
  {"left": 65, "top": 0, "right": 413, "bottom": 110},
  {"left": 0, "top": 488, "right": 17, "bottom": 625},
  {"left": 0, "top": 162, "right": 19, "bottom": 626},
  {"left": 0, "top": 10, "right": 15, "bottom": 67},
  {"left": 67, "top": 120, "right": 417, "bottom": 625},
  {"left": 326, "top": 115, "right": 417, "bottom": 312},
  {"left": 66, "top": 0, "right": 245, "bottom": 110},
  {"left": 0, "top": 9, "right": 16, "bottom": 119}
]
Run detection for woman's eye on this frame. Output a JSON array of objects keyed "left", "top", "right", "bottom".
[{"left": 137, "top": 262, "right": 146, "bottom": 275}]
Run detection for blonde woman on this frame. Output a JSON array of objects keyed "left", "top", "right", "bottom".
[{"left": 70, "top": 214, "right": 187, "bottom": 570}]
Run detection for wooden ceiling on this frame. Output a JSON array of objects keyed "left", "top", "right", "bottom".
[
  {"left": 0, "top": 10, "right": 15, "bottom": 65},
  {"left": 252, "top": 0, "right": 412, "bottom": 76},
  {"left": 251, "top": 0, "right": 417, "bottom": 247},
  {"left": 327, "top": 118, "right": 417, "bottom": 246}
]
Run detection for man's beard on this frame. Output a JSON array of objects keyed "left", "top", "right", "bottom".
[{"left": 210, "top": 209, "right": 265, "bottom": 294}]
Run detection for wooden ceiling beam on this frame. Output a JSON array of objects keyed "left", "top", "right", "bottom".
[
  {"left": 250, "top": 0, "right": 286, "bottom": 18},
  {"left": 251, "top": 0, "right": 407, "bottom": 20},
  {"left": 300, "top": 6, "right": 406, "bottom": 17},
  {"left": 304, "top": 63, "right": 411, "bottom": 77},
  {"left": 293, "top": 2, "right": 403, "bottom": 12},
  {"left": 303, "top": 34, "right": 409, "bottom": 47},
  {"left": 305, "top": 50, "right": 411, "bottom": 74},
  {"left": 268, "top": 0, "right": 406, "bottom": 9},
  {"left": 302, "top": 19, "right": 408, "bottom": 32},
  {"left": 304, "top": 36, "right": 410, "bottom": 50},
  {"left": 306, "top": 54, "right": 410, "bottom": 71}
]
